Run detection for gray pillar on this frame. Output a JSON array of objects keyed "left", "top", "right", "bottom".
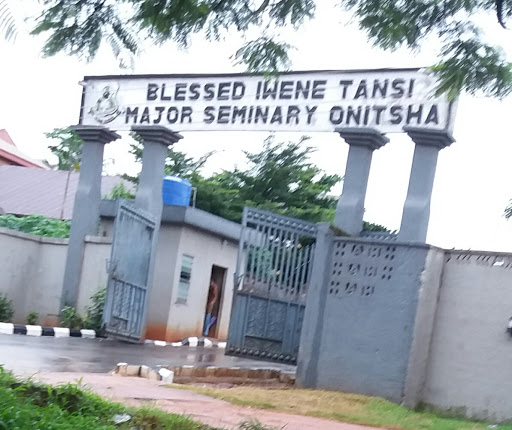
[
  {"left": 296, "top": 223, "right": 334, "bottom": 388},
  {"left": 334, "top": 128, "right": 389, "bottom": 235},
  {"left": 131, "top": 126, "right": 183, "bottom": 341},
  {"left": 132, "top": 126, "right": 183, "bottom": 218},
  {"left": 61, "top": 126, "right": 120, "bottom": 309},
  {"left": 398, "top": 127, "right": 454, "bottom": 243}
]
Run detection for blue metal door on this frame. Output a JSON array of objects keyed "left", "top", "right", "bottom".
[
  {"left": 103, "top": 201, "right": 156, "bottom": 342},
  {"left": 227, "top": 207, "right": 317, "bottom": 364}
]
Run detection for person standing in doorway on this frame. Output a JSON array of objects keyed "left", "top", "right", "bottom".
[{"left": 203, "top": 279, "right": 219, "bottom": 337}]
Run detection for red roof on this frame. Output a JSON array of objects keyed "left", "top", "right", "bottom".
[
  {"left": 0, "top": 129, "right": 15, "bottom": 145},
  {"left": 0, "top": 129, "right": 47, "bottom": 169}
]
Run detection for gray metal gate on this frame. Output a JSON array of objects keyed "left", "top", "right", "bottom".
[
  {"left": 226, "top": 207, "right": 317, "bottom": 364},
  {"left": 103, "top": 201, "right": 157, "bottom": 342}
]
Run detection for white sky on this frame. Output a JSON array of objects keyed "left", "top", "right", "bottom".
[{"left": 1, "top": 1, "right": 512, "bottom": 251}]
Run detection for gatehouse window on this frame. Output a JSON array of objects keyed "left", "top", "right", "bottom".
[{"left": 177, "top": 255, "right": 194, "bottom": 303}]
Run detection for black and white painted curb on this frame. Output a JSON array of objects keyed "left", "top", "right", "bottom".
[
  {"left": 0, "top": 323, "right": 96, "bottom": 339},
  {"left": 144, "top": 336, "right": 227, "bottom": 348}
]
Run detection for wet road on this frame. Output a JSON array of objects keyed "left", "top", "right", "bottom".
[{"left": 0, "top": 334, "right": 296, "bottom": 376}]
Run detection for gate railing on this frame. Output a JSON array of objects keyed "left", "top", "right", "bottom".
[
  {"left": 227, "top": 207, "right": 317, "bottom": 363},
  {"left": 103, "top": 201, "right": 156, "bottom": 342}
]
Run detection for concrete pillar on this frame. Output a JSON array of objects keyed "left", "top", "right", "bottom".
[
  {"left": 132, "top": 126, "right": 183, "bottom": 218},
  {"left": 61, "top": 126, "right": 120, "bottom": 308},
  {"left": 334, "top": 128, "right": 389, "bottom": 235},
  {"left": 297, "top": 223, "right": 334, "bottom": 388},
  {"left": 399, "top": 127, "right": 454, "bottom": 243},
  {"left": 131, "top": 126, "right": 182, "bottom": 341}
]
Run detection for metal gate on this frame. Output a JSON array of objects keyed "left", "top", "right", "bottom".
[
  {"left": 103, "top": 201, "right": 157, "bottom": 342},
  {"left": 226, "top": 207, "right": 317, "bottom": 364}
]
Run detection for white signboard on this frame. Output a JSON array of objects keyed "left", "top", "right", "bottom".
[{"left": 80, "top": 69, "right": 457, "bottom": 133}]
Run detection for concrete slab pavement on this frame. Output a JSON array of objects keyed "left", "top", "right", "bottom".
[{"left": 35, "top": 373, "right": 383, "bottom": 430}]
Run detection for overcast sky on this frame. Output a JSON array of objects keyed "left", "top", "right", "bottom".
[{"left": 1, "top": 1, "right": 512, "bottom": 251}]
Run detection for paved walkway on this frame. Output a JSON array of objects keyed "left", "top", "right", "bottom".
[{"left": 35, "top": 373, "right": 382, "bottom": 430}]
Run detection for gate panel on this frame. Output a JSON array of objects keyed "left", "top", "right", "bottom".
[
  {"left": 227, "top": 207, "right": 317, "bottom": 364},
  {"left": 103, "top": 201, "right": 156, "bottom": 342}
]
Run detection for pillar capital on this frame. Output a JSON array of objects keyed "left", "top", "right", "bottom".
[
  {"left": 336, "top": 127, "right": 389, "bottom": 150},
  {"left": 71, "top": 125, "right": 120, "bottom": 144},
  {"left": 404, "top": 127, "right": 455, "bottom": 149},
  {"left": 131, "top": 126, "right": 183, "bottom": 146}
]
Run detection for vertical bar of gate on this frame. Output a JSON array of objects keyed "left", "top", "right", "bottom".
[
  {"left": 277, "top": 229, "right": 288, "bottom": 291},
  {"left": 300, "top": 243, "right": 312, "bottom": 296},
  {"left": 288, "top": 231, "right": 300, "bottom": 296},
  {"left": 264, "top": 226, "right": 274, "bottom": 290},
  {"left": 234, "top": 207, "right": 248, "bottom": 291},
  {"left": 268, "top": 226, "right": 278, "bottom": 291},
  {"left": 255, "top": 222, "right": 266, "bottom": 291},
  {"left": 305, "top": 243, "right": 316, "bottom": 286}
]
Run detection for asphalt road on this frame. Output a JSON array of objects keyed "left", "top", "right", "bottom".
[{"left": 0, "top": 334, "right": 296, "bottom": 376}]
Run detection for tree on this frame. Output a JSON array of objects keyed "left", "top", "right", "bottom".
[
  {"left": 187, "top": 136, "right": 341, "bottom": 223},
  {"left": 1, "top": 0, "right": 510, "bottom": 97},
  {"left": 121, "top": 132, "right": 215, "bottom": 184},
  {"left": 225, "top": 135, "right": 341, "bottom": 223},
  {"left": 46, "top": 127, "right": 83, "bottom": 171}
]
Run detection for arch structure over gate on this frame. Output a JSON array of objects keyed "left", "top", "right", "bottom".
[{"left": 226, "top": 207, "right": 317, "bottom": 364}]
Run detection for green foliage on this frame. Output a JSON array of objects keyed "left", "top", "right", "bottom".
[
  {"left": 45, "top": 127, "right": 83, "bottom": 171},
  {"left": 0, "top": 214, "right": 70, "bottom": 238},
  {"left": 60, "top": 306, "right": 83, "bottom": 329},
  {"left": 104, "top": 183, "right": 135, "bottom": 200},
  {"left": 60, "top": 289, "right": 106, "bottom": 331},
  {"left": 126, "top": 132, "right": 215, "bottom": 184},
  {"left": 191, "top": 136, "right": 341, "bottom": 224},
  {"left": 83, "top": 288, "right": 106, "bottom": 332},
  {"left": 0, "top": 0, "right": 16, "bottom": 42},
  {"left": 362, "top": 221, "right": 390, "bottom": 233},
  {"left": 26, "top": 311, "right": 39, "bottom": 325},
  {"left": 0, "top": 293, "right": 14, "bottom": 322},
  {"left": 14, "top": 0, "right": 511, "bottom": 97},
  {"left": 345, "top": 0, "right": 512, "bottom": 98},
  {"left": 0, "top": 366, "right": 213, "bottom": 429}
]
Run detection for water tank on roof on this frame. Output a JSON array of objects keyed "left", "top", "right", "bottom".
[{"left": 162, "top": 175, "right": 192, "bottom": 206}]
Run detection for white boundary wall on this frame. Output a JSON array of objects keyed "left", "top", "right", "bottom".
[{"left": 0, "top": 227, "right": 110, "bottom": 326}]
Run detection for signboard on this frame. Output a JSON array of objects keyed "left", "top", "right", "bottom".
[{"left": 79, "top": 69, "right": 457, "bottom": 134}]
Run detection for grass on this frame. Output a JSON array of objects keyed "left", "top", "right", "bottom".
[
  {"left": 0, "top": 365, "right": 274, "bottom": 430},
  {"left": 173, "top": 385, "right": 512, "bottom": 430}
]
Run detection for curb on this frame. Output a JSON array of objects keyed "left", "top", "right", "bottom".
[
  {"left": 113, "top": 363, "right": 296, "bottom": 385},
  {"left": 144, "top": 336, "right": 227, "bottom": 348},
  {"left": 0, "top": 322, "right": 96, "bottom": 339}
]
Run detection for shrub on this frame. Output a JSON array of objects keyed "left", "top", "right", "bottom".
[
  {"left": 0, "top": 293, "right": 14, "bottom": 322},
  {"left": 60, "top": 306, "right": 83, "bottom": 329},
  {"left": 83, "top": 288, "right": 106, "bottom": 332},
  {"left": 0, "top": 214, "right": 70, "bottom": 238},
  {"left": 26, "top": 311, "right": 39, "bottom": 325}
]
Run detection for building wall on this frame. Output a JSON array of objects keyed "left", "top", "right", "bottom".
[
  {"left": 423, "top": 250, "right": 512, "bottom": 422},
  {"left": 145, "top": 223, "right": 184, "bottom": 341},
  {"left": 165, "top": 225, "right": 238, "bottom": 341}
]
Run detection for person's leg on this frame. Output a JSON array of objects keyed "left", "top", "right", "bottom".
[{"left": 203, "top": 313, "right": 211, "bottom": 337}]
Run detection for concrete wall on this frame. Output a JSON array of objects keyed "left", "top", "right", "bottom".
[
  {"left": 298, "top": 234, "right": 432, "bottom": 403},
  {"left": 0, "top": 227, "right": 110, "bottom": 326},
  {"left": 76, "top": 236, "right": 111, "bottom": 314},
  {"left": 423, "top": 250, "right": 512, "bottom": 422}
]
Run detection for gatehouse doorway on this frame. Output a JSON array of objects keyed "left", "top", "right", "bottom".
[{"left": 204, "top": 265, "right": 227, "bottom": 338}]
